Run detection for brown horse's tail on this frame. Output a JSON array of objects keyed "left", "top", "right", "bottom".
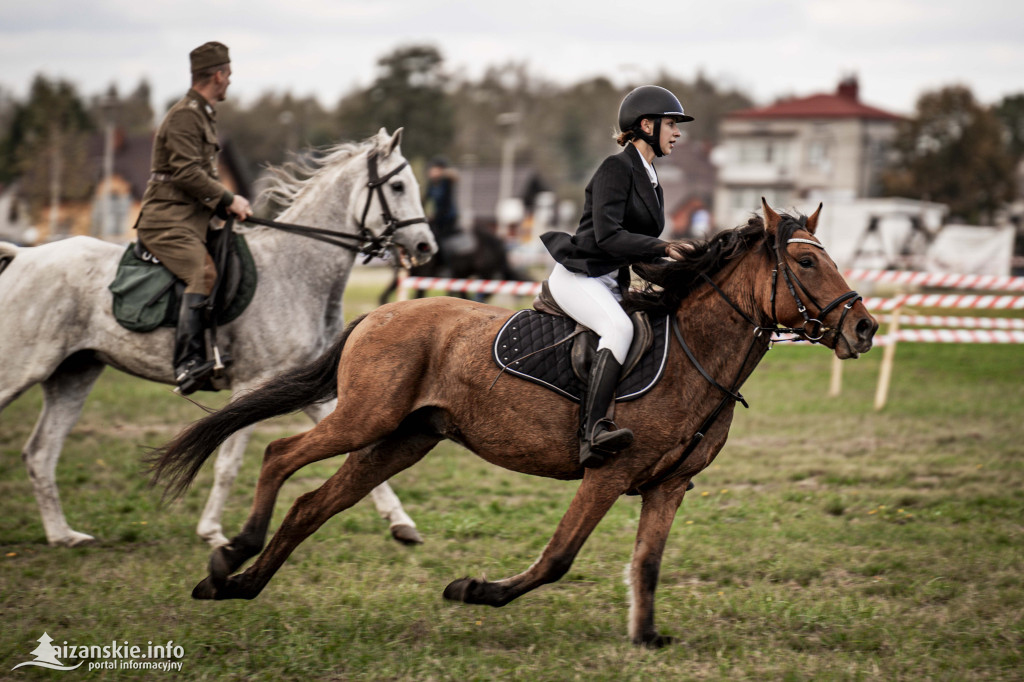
[{"left": 149, "top": 314, "right": 367, "bottom": 500}]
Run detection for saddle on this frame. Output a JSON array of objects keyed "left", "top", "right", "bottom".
[
  {"left": 108, "top": 228, "right": 258, "bottom": 334},
  {"left": 491, "top": 281, "right": 671, "bottom": 403}
]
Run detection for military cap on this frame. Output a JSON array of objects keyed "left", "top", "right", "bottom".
[{"left": 190, "top": 42, "right": 230, "bottom": 73}]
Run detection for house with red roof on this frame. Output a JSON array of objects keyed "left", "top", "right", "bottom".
[{"left": 712, "top": 76, "right": 902, "bottom": 229}]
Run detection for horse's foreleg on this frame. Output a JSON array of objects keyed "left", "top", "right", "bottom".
[
  {"left": 443, "top": 472, "right": 622, "bottom": 607},
  {"left": 628, "top": 478, "right": 691, "bottom": 648},
  {"left": 302, "top": 401, "right": 421, "bottom": 545},
  {"left": 194, "top": 426, "right": 438, "bottom": 600},
  {"left": 23, "top": 358, "right": 105, "bottom": 547},
  {"left": 196, "top": 425, "right": 256, "bottom": 547}
]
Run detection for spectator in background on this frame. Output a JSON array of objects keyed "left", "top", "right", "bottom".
[{"left": 424, "top": 156, "right": 459, "bottom": 275}]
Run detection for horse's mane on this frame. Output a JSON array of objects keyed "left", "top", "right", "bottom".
[
  {"left": 254, "top": 140, "right": 374, "bottom": 212},
  {"left": 625, "top": 212, "right": 809, "bottom": 314}
]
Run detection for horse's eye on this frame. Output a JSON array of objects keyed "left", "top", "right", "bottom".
[
  {"left": 798, "top": 257, "right": 814, "bottom": 268},
  {"left": 390, "top": 181, "right": 404, "bottom": 193}
]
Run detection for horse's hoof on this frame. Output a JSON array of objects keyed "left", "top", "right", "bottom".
[
  {"left": 634, "top": 633, "right": 675, "bottom": 649},
  {"left": 443, "top": 577, "right": 477, "bottom": 603},
  {"left": 52, "top": 531, "right": 96, "bottom": 548},
  {"left": 192, "top": 577, "right": 218, "bottom": 600},
  {"left": 208, "top": 545, "right": 239, "bottom": 587},
  {"left": 390, "top": 524, "right": 423, "bottom": 545}
]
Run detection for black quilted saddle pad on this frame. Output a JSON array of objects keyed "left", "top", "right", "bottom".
[{"left": 492, "top": 309, "right": 671, "bottom": 403}]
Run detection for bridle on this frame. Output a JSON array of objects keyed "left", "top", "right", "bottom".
[
  {"left": 638, "top": 228, "right": 862, "bottom": 492},
  {"left": 769, "top": 235, "right": 862, "bottom": 343},
  {"left": 244, "top": 151, "right": 428, "bottom": 264}
]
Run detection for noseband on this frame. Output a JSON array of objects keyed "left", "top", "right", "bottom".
[
  {"left": 769, "top": 235, "right": 862, "bottom": 343},
  {"left": 356, "top": 152, "right": 429, "bottom": 262}
]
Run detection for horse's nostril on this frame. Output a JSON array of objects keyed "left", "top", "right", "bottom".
[
  {"left": 857, "top": 317, "right": 876, "bottom": 340},
  {"left": 417, "top": 242, "right": 432, "bottom": 253}
]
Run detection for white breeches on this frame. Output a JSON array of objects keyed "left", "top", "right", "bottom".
[{"left": 548, "top": 263, "right": 632, "bottom": 364}]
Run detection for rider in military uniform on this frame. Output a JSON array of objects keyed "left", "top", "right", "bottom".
[{"left": 136, "top": 41, "right": 253, "bottom": 394}]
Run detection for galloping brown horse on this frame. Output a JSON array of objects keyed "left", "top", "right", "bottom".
[{"left": 151, "top": 200, "right": 877, "bottom": 646}]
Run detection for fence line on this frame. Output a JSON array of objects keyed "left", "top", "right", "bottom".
[
  {"left": 844, "top": 269, "right": 1024, "bottom": 292},
  {"left": 876, "top": 314, "right": 1024, "bottom": 330}
]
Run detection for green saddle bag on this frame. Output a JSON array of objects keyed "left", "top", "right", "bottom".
[{"left": 109, "top": 233, "right": 257, "bottom": 333}]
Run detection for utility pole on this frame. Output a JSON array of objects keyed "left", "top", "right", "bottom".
[{"left": 48, "top": 123, "right": 62, "bottom": 239}]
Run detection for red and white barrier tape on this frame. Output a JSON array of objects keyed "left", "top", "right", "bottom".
[
  {"left": 863, "top": 294, "right": 1024, "bottom": 311},
  {"left": 886, "top": 329, "right": 1024, "bottom": 344},
  {"left": 400, "top": 276, "right": 541, "bottom": 297},
  {"left": 398, "top": 276, "right": 1022, "bottom": 343},
  {"left": 844, "top": 269, "right": 1024, "bottom": 292},
  {"left": 877, "top": 314, "right": 1024, "bottom": 330}
]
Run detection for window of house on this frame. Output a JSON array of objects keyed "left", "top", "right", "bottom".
[
  {"left": 738, "top": 139, "right": 790, "bottom": 165},
  {"left": 731, "top": 187, "right": 790, "bottom": 212},
  {"left": 807, "top": 139, "right": 830, "bottom": 168}
]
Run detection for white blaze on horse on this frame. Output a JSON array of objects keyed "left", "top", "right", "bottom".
[{"left": 0, "top": 128, "right": 435, "bottom": 548}]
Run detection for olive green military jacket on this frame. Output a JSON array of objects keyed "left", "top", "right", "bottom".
[{"left": 137, "top": 89, "right": 233, "bottom": 236}]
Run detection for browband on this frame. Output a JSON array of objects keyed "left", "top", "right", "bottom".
[{"left": 787, "top": 238, "right": 824, "bottom": 248}]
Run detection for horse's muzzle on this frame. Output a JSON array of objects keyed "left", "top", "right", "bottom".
[{"left": 836, "top": 313, "right": 878, "bottom": 358}]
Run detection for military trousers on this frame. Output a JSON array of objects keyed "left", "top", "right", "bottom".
[{"left": 137, "top": 227, "right": 217, "bottom": 296}]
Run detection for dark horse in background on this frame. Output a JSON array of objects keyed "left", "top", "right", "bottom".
[
  {"left": 151, "top": 200, "right": 877, "bottom": 646},
  {"left": 378, "top": 223, "right": 527, "bottom": 304}
]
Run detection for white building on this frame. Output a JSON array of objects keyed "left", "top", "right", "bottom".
[{"left": 712, "top": 77, "right": 902, "bottom": 230}]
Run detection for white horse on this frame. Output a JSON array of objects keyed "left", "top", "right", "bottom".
[{"left": 0, "top": 128, "right": 436, "bottom": 548}]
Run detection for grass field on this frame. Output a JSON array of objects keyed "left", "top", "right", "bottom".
[{"left": 1, "top": 266, "right": 1023, "bottom": 681}]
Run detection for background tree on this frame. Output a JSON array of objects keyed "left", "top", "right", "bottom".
[
  {"left": 993, "top": 93, "right": 1024, "bottom": 164},
  {"left": 219, "top": 92, "right": 336, "bottom": 181},
  {"left": 0, "top": 86, "right": 18, "bottom": 183},
  {"left": 93, "top": 80, "right": 156, "bottom": 135},
  {"left": 5, "top": 75, "right": 94, "bottom": 214},
  {"left": 882, "top": 85, "right": 1015, "bottom": 223},
  {"left": 337, "top": 44, "right": 454, "bottom": 163}
]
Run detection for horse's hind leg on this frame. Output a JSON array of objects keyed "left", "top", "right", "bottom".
[
  {"left": 21, "top": 353, "right": 105, "bottom": 546},
  {"left": 304, "top": 400, "right": 423, "bottom": 545},
  {"left": 443, "top": 471, "right": 622, "bottom": 608},
  {"left": 194, "top": 419, "right": 440, "bottom": 600}
]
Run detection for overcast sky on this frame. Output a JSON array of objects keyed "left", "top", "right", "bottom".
[{"left": 2, "top": 0, "right": 1021, "bottom": 118}]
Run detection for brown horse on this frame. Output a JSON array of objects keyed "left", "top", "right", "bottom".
[{"left": 150, "top": 200, "right": 877, "bottom": 646}]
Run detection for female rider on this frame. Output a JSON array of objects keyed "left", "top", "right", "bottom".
[{"left": 540, "top": 85, "right": 695, "bottom": 468}]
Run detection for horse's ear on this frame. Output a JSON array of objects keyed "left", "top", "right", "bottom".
[
  {"left": 804, "top": 202, "right": 823, "bottom": 235},
  {"left": 387, "top": 127, "right": 404, "bottom": 156},
  {"left": 761, "top": 197, "right": 781, "bottom": 236}
]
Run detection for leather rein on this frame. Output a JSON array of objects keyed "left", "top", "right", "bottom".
[
  {"left": 242, "top": 152, "right": 428, "bottom": 264},
  {"left": 638, "top": 232, "right": 862, "bottom": 492}
]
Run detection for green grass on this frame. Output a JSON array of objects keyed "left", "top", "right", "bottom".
[{"left": 1, "top": 267, "right": 1022, "bottom": 680}]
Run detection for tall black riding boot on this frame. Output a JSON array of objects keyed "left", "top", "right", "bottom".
[
  {"left": 579, "top": 348, "right": 634, "bottom": 468},
  {"left": 173, "top": 293, "right": 214, "bottom": 395}
]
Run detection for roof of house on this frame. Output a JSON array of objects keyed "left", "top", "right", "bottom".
[{"left": 727, "top": 78, "right": 902, "bottom": 122}]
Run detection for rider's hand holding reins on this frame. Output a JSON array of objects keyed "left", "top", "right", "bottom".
[
  {"left": 228, "top": 195, "right": 254, "bottom": 221},
  {"left": 665, "top": 242, "right": 695, "bottom": 261}
]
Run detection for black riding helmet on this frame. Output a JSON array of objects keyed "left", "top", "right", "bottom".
[{"left": 617, "top": 85, "right": 694, "bottom": 157}]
